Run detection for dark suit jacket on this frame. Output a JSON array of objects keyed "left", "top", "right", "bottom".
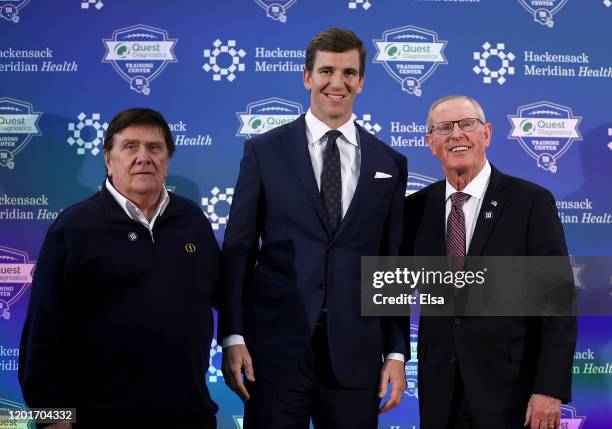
[
  {"left": 220, "top": 114, "right": 409, "bottom": 388},
  {"left": 403, "top": 165, "right": 577, "bottom": 429}
]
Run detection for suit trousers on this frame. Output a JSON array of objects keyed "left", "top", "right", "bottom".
[
  {"left": 244, "top": 318, "right": 380, "bottom": 429},
  {"left": 446, "top": 364, "right": 475, "bottom": 429}
]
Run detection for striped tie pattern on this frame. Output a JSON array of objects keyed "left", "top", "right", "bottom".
[
  {"left": 321, "top": 130, "right": 343, "bottom": 231},
  {"left": 446, "top": 192, "right": 470, "bottom": 271}
]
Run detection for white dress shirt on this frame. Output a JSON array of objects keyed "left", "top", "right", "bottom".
[
  {"left": 444, "top": 160, "right": 492, "bottom": 253},
  {"left": 224, "top": 112, "right": 404, "bottom": 363},
  {"left": 305, "top": 109, "right": 360, "bottom": 218},
  {"left": 105, "top": 179, "right": 170, "bottom": 242}
]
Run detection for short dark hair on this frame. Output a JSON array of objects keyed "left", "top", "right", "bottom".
[
  {"left": 305, "top": 28, "right": 366, "bottom": 77},
  {"left": 103, "top": 108, "right": 175, "bottom": 157}
]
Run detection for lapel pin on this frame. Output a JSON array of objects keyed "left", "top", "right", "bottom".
[
  {"left": 484, "top": 211, "right": 493, "bottom": 219},
  {"left": 490, "top": 200, "right": 498, "bottom": 207},
  {"left": 128, "top": 232, "right": 138, "bottom": 241}
]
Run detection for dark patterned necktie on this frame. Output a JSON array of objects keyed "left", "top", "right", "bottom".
[
  {"left": 321, "top": 130, "right": 342, "bottom": 231},
  {"left": 446, "top": 192, "right": 470, "bottom": 271}
]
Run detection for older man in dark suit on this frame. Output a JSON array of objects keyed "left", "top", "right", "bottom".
[{"left": 403, "top": 95, "right": 577, "bottom": 429}]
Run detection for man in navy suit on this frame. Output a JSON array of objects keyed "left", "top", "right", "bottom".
[
  {"left": 220, "top": 28, "right": 409, "bottom": 428},
  {"left": 403, "top": 96, "right": 577, "bottom": 429}
]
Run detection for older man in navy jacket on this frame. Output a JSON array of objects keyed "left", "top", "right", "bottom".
[{"left": 19, "top": 108, "right": 219, "bottom": 428}]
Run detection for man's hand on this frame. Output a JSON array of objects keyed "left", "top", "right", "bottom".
[
  {"left": 378, "top": 359, "right": 407, "bottom": 414},
  {"left": 222, "top": 344, "right": 255, "bottom": 401},
  {"left": 524, "top": 393, "right": 561, "bottom": 429}
]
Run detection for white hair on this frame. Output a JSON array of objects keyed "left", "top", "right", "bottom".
[{"left": 426, "top": 95, "right": 486, "bottom": 132}]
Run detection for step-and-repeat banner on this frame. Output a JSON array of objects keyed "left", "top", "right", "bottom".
[{"left": 1, "top": 1, "right": 611, "bottom": 427}]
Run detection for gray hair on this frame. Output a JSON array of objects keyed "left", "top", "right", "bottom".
[{"left": 426, "top": 95, "right": 486, "bottom": 132}]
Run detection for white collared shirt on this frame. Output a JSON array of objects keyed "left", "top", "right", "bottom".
[
  {"left": 305, "top": 109, "right": 360, "bottom": 218},
  {"left": 105, "top": 179, "right": 170, "bottom": 242},
  {"left": 444, "top": 160, "right": 492, "bottom": 253}
]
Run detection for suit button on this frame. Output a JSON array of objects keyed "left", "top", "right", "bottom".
[
  {"left": 449, "top": 357, "right": 456, "bottom": 364},
  {"left": 453, "top": 317, "right": 461, "bottom": 325},
  {"left": 329, "top": 242, "right": 336, "bottom": 249},
  {"left": 316, "top": 282, "right": 327, "bottom": 289}
]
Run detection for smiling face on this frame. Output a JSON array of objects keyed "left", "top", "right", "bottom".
[
  {"left": 303, "top": 49, "right": 364, "bottom": 129},
  {"left": 104, "top": 124, "right": 169, "bottom": 202},
  {"left": 426, "top": 97, "right": 492, "bottom": 182}
]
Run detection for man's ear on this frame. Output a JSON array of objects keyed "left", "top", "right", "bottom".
[
  {"left": 103, "top": 150, "right": 112, "bottom": 177},
  {"left": 303, "top": 68, "right": 312, "bottom": 91},
  {"left": 356, "top": 73, "right": 365, "bottom": 94},
  {"left": 425, "top": 134, "right": 435, "bottom": 155},
  {"left": 484, "top": 123, "right": 492, "bottom": 149}
]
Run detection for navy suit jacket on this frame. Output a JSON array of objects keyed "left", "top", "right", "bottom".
[
  {"left": 403, "top": 165, "right": 577, "bottom": 429},
  {"left": 220, "top": 114, "right": 409, "bottom": 388}
]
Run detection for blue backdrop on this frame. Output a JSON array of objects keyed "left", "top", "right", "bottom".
[{"left": 1, "top": 1, "right": 611, "bottom": 427}]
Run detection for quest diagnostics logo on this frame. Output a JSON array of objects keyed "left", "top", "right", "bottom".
[
  {"left": 406, "top": 172, "right": 437, "bottom": 196},
  {"left": 237, "top": 98, "right": 303, "bottom": 138},
  {"left": 560, "top": 405, "right": 586, "bottom": 428},
  {"left": 253, "top": 0, "right": 299, "bottom": 22},
  {"left": 0, "top": 245, "right": 36, "bottom": 320},
  {"left": 0, "top": 0, "right": 31, "bottom": 23},
  {"left": 373, "top": 25, "right": 447, "bottom": 97},
  {"left": 517, "top": 0, "right": 568, "bottom": 28},
  {"left": 508, "top": 101, "right": 581, "bottom": 173},
  {"left": 0, "top": 97, "right": 41, "bottom": 169},
  {"left": 103, "top": 24, "right": 178, "bottom": 95}
]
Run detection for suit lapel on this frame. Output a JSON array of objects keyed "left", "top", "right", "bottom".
[
  {"left": 467, "top": 165, "right": 508, "bottom": 256},
  {"left": 280, "top": 115, "right": 330, "bottom": 234},
  {"left": 424, "top": 181, "right": 447, "bottom": 256}
]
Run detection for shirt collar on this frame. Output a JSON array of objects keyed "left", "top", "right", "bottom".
[
  {"left": 105, "top": 178, "right": 170, "bottom": 221},
  {"left": 445, "top": 160, "right": 491, "bottom": 202},
  {"left": 305, "top": 109, "right": 358, "bottom": 147}
]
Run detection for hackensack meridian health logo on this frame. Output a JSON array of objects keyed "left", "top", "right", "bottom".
[
  {"left": 473, "top": 42, "right": 515, "bottom": 85},
  {"left": 0, "top": 97, "right": 41, "bottom": 169},
  {"left": 355, "top": 113, "right": 381, "bottom": 136},
  {"left": 508, "top": 101, "right": 581, "bottom": 173},
  {"left": 373, "top": 25, "right": 447, "bottom": 97},
  {"left": 0, "top": 0, "right": 31, "bottom": 23},
  {"left": 0, "top": 246, "right": 36, "bottom": 320},
  {"left": 67, "top": 113, "right": 109, "bottom": 156},
  {"left": 253, "top": 0, "right": 299, "bottom": 22},
  {"left": 201, "top": 187, "right": 234, "bottom": 231},
  {"left": 103, "top": 25, "right": 177, "bottom": 95},
  {"left": 203, "top": 39, "right": 246, "bottom": 82},
  {"left": 517, "top": 0, "right": 568, "bottom": 28},
  {"left": 237, "top": 98, "right": 303, "bottom": 138}
]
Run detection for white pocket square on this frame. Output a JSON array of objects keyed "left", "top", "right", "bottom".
[{"left": 374, "top": 171, "right": 392, "bottom": 179}]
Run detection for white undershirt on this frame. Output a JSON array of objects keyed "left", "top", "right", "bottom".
[
  {"left": 105, "top": 179, "right": 169, "bottom": 242},
  {"left": 305, "top": 109, "right": 360, "bottom": 218}
]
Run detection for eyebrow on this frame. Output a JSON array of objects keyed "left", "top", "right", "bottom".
[{"left": 120, "top": 138, "right": 164, "bottom": 145}]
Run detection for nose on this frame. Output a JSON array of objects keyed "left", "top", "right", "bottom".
[
  {"left": 449, "top": 122, "right": 464, "bottom": 139},
  {"left": 329, "top": 71, "right": 343, "bottom": 89},
  {"left": 134, "top": 145, "right": 152, "bottom": 163}
]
